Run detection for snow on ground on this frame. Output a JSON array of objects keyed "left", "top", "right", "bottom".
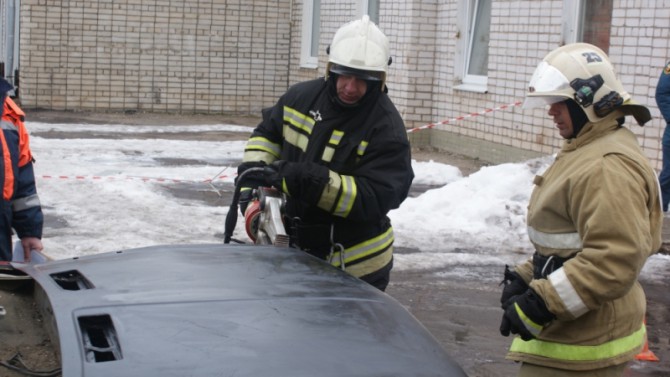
[{"left": 24, "top": 121, "right": 670, "bottom": 281}]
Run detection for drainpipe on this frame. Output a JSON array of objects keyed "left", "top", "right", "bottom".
[
  {"left": 3, "top": 0, "right": 20, "bottom": 96},
  {"left": 287, "top": 0, "right": 293, "bottom": 91}
]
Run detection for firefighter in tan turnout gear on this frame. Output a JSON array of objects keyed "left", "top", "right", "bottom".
[
  {"left": 498, "top": 43, "right": 662, "bottom": 376},
  {"left": 237, "top": 16, "right": 413, "bottom": 291}
]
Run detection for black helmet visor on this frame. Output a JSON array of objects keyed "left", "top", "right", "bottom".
[{"left": 329, "top": 64, "right": 383, "bottom": 81}]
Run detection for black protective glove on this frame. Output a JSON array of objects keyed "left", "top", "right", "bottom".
[
  {"left": 263, "top": 160, "right": 285, "bottom": 189},
  {"left": 236, "top": 161, "right": 269, "bottom": 215},
  {"left": 499, "top": 265, "right": 529, "bottom": 307},
  {"left": 264, "top": 161, "right": 329, "bottom": 204},
  {"left": 500, "top": 289, "right": 555, "bottom": 341},
  {"left": 235, "top": 161, "right": 268, "bottom": 186}
]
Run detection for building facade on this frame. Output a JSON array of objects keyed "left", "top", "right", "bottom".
[{"left": 3, "top": 0, "right": 670, "bottom": 167}]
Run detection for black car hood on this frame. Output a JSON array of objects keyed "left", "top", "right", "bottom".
[{"left": 17, "top": 244, "right": 467, "bottom": 377}]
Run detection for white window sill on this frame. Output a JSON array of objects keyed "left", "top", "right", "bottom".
[
  {"left": 300, "top": 62, "right": 318, "bottom": 69},
  {"left": 454, "top": 83, "right": 488, "bottom": 93}
]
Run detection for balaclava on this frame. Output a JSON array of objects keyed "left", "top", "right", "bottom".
[{"left": 564, "top": 99, "right": 589, "bottom": 138}]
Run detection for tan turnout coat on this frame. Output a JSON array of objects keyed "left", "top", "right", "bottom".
[{"left": 508, "top": 113, "right": 663, "bottom": 370}]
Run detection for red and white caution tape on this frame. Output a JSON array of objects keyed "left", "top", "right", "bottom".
[
  {"left": 39, "top": 174, "right": 234, "bottom": 184},
  {"left": 406, "top": 100, "right": 523, "bottom": 133},
  {"left": 38, "top": 168, "right": 237, "bottom": 197},
  {"left": 38, "top": 101, "right": 522, "bottom": 185},
  {"left": 39, "top": 165, "right": 237, "bottom": 189}
]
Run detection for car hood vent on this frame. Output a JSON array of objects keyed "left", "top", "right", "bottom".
[
  {"left": 50, "top": 270, "right": 93, "bottom": 290},
  {"left": 78, "top": 314, "right": 123, "bottom": 362}
]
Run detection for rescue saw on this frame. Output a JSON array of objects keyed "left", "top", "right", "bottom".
[{"left": 223, "top": 167, "right": 289, "bottom": 247}]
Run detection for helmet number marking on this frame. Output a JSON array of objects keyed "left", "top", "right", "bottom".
[{"left": 582, "top": 52, "right": 603, "bottom": 63}]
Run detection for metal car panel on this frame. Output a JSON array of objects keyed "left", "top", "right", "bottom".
[{"left": 16, "top": 244, "right": 467, "bottom": 377}]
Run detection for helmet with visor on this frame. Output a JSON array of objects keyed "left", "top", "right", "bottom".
[
  {"left": 524, "top": 43, "right": 650, "bottom": 125},
  {"left": 326, "top": 15, "right": 391, "bottom": 90}
]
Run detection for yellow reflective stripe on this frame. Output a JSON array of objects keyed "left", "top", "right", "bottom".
[
  {"left": 334, "top": 175, "right": 356, "bottom": 217},
  {"left": 510, "top": 323, "right": 645, "bottom": 361},
  {"left": 341, "top": 247, "right": 393, "bottom": 278},
  {"left": 528, "top": 226, "right": 582, "bottom": 249},
  {"left": 283, "top": 124, "right": 309, "bottom": 152},
  {"left": 283, "top": 106, "right": 315, "bottom": 134},
  {"left": 243, "top": 136, "right": 280, "bottom": 161},
  {"left": 357, "top": 140, "right": 368, "bottom": 157},
  {"left": 322, "top": 130, "right": 344, "bottom": 162},
  {"left": 282, "top": 107, "right": 314, "bottom": 152},
  {"left": 316, "top": 171, "right": 354, "bottom": 217},
  {"left": 317, "top": 170, "right": 341, "bottom": 212},
  {"left": 330, "top": 130, "right": 344, "bottom": 145},
  {"left": 243, "top": 150, "right": 276, "bottom": 164},
  {"left": 322, "top": 146, "right": 335, "bottom": 162},
  {"left": 330, "top": 227, "right": 394, "bottom": 267},
  {"left": 515, "top": 302, "right": 543, "bottom": 336},
  {"left": 281, "top": 178, "right": 290, "bottom": 196}
]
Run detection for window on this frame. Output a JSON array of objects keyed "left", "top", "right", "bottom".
[
  {"left": 455, "top": 0, "right": 491, "bottom": 93},
  {"left": 562, "top": 0, "right": 612, "bottom": 52},
  {"left": 300, "top": 0, "right": 321, "bottom": 68},
  {"left": 358, "top": 0, "right": 380, "bottom": 23}
]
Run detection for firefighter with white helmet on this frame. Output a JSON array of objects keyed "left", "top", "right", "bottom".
[
  {"left": 498, "top": 42, "right": 662, "bottom": 376},
  {"left": 236, "top": 16, "right": 413, "bottom": 291},
  {"left": 326, "top": 15, "right": 390, "bottom": 89}
]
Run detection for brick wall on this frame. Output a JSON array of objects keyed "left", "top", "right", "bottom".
[
  {"left": 421, "top": 0, "right": 670, "bottom": 168},
  {"left": 15, "top": 0, "right": 670, "bottom": 169},
  {"left": 19, "top": 0, "right": 291, "bottom": 114}
]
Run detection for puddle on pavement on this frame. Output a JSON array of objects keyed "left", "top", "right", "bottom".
[
  {"left": 153, "top": 157, "right": 240, "bottom": 167},
  {"left": 43, "top": 212, "right": 70, "bottom": 229},
  {"left": 161, "top": 181, "right": 234, "bottom": 207}
]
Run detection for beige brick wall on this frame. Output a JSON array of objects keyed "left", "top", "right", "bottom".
[
  {"left": 15, "top": 0, "right": 670, "bottom": 169},
  {"left": 19, "top": 0, "right": 292, "bottom": 114},
  {"left": 419, "top": 0, "right": 669, "bottom": 169},
  {"left": 426, "top": 0, "right": 566, "bottom": 162}
]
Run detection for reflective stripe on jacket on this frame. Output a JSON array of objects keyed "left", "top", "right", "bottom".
[
  {"left": 508, "top": 113, "right": 662, "bottom": 370},
  {"left": 243, "top": 78, "right": 413, "bottom": 277},
  {"left": 510, "top": 324, "right": 645, "bottom": 366}
]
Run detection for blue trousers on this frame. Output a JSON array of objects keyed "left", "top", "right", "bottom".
[
  {"left": 659, "top": 123, "right": 670, "bottom": 212},
  {"left": 1, "top": 203, "right": 13, "bottom": 261}
]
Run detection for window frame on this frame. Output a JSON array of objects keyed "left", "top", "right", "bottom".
[
  {"left": 357, "top": 0, "right": 380, "bottom": 23},
  {"left": 562, "top": 0, "right": 581, "bottom": 44},
  {"left": 454, "top": 0, "right": 491, "bottom": 93},
  {"left": 562, "top": 0, "right": 612, "bottom": 52},
  {"left": 300, "top": 0, "right": 321, "bottom": 69}
]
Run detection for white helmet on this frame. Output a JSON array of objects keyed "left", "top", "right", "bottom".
[
  {"left": 524, "top": 43, "right": 650, "bottom": 125},
  {"left": 326, "top": 15, "right": 391, "bottom": 88}
]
